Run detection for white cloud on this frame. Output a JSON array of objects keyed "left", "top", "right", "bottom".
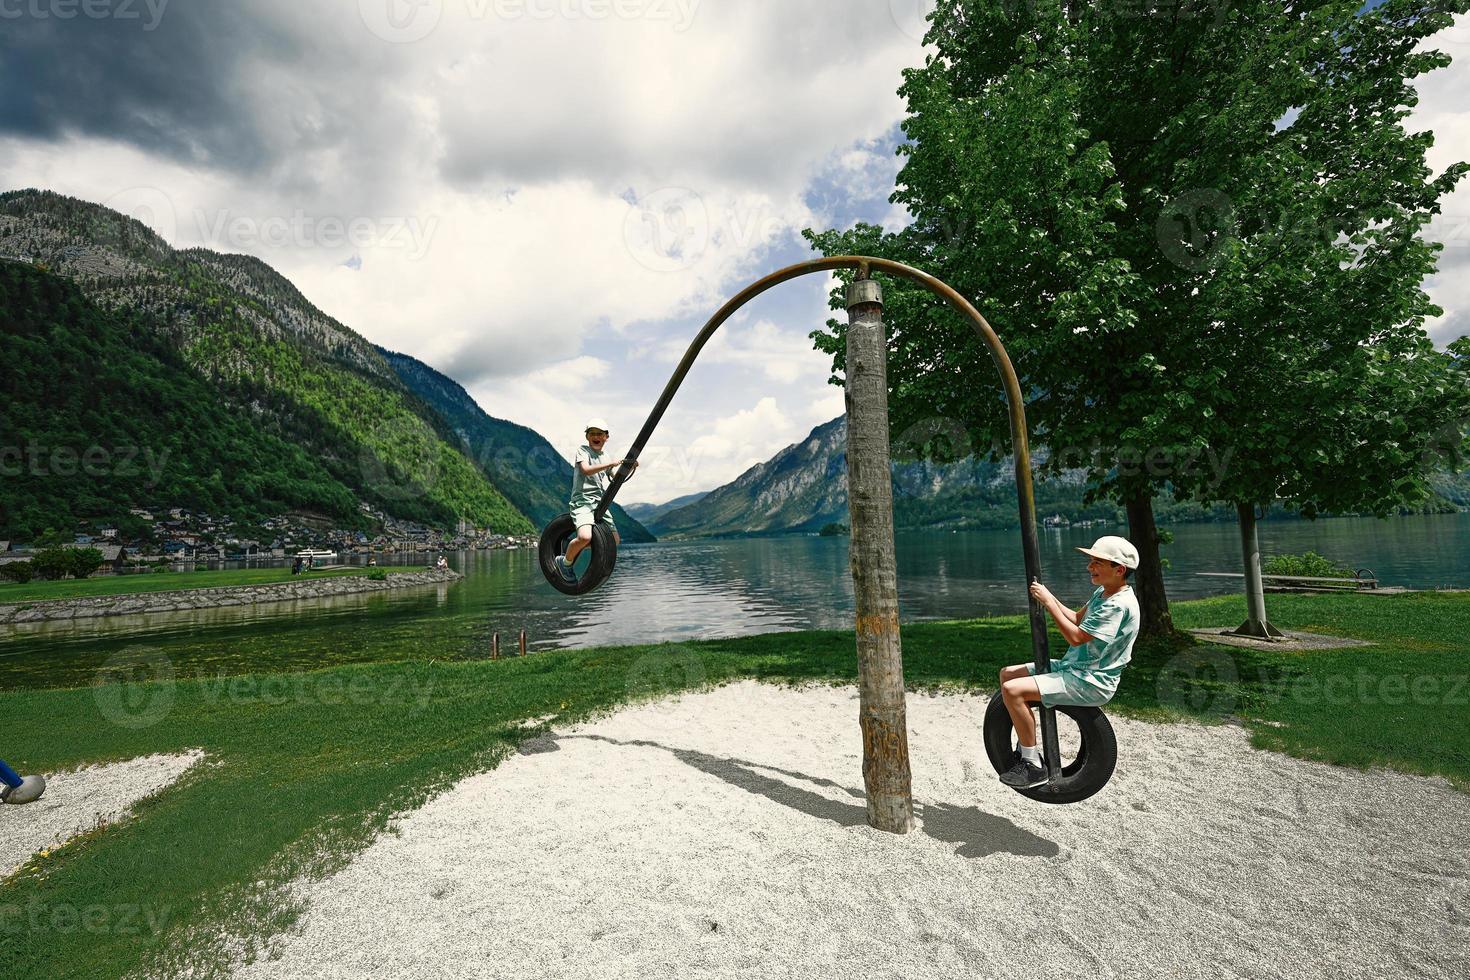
[
  {"left": 0, "top": 0, "right": 926, "bottom": 384},
  {"left": 468, "top": 354, "right": 613, "bottom": 463},
  {"left": 805, "top": 385, "right": 846, "bottom": 427},
  {"left": 687, "top": 395, "right": 792, "bottom": 469},
  {"left": 640, "top": 317, "right": 831, "bottom": 385},
  {"left": 1413, "top": 14, "right": 1470, "bottom": 347}
]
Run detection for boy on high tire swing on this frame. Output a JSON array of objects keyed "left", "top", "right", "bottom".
[
  {"left": 553, "top": 419, "right": 638, "bottom": 584},
  {"left": 997, "top": 536, "right": 1142, "bottom": 789}
]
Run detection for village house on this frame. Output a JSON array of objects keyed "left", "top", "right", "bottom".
[{"left": 60, "top": 542, "right": 128, "bottom": 571}]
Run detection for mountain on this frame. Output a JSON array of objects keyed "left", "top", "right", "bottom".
[
  {"left": 0, "top": 189, "right": 533, "bottom": 536},
  {"left": 622, "top": 492, "right": 707, "bottom": 525},
  {"left": 1431, "top": 469, "right": 1470, "bottom": 508},
  {"left": 647, "top": 416, "right": 1119, "bottom": 538},
  {"left": 649, "top": 414, "right": 1469, "bottom": 539},
  {"left": 650, "top": 418, "right": 849, "bottom": 536},
  {"left": 0, "top": 262, "right": 364, "bottom": 538},
  {"left": 376, "top": 348, "right": 655, "bottom": 542}
]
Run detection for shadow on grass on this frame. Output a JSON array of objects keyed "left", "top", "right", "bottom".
[{"left": 565, "top": 733, "right": 1059, "bottom": 860}]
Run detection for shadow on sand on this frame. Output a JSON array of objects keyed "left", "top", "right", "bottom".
[{"left": 529, "top": 732, "right": 1058, "bottom": 860}]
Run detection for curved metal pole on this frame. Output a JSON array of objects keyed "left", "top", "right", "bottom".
[{"left": 595, "top": 255, "right": 1051, "bottom": 677}]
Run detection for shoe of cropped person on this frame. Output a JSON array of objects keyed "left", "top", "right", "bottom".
[{"left": 999, "top": 758, "right": 1050, "bottom": 789}]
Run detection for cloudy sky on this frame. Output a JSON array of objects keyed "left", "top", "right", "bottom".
[{"left": 1, "top": 1, "right": 1466, "bottom": 505}]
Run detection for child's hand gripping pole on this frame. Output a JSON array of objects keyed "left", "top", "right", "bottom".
[{"left": 591, "top": 456, "right": 638, "bottom": 525}]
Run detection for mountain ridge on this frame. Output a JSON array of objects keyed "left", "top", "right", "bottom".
[
  {"left": 0, "top": 189, "right": 531, "bottom": 535},
  {"left": 650, "top": 414, "right": 1469, "bottom": 539}
]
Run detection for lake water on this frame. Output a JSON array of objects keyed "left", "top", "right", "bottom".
[{"left": 2, "top": 513, "right": 1466, "bottom": 689}]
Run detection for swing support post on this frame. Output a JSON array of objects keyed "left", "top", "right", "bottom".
[
  {"left": 844, "top": 276, "right": 914, "bottom": 833},
  {"left": 566, "top": 255, "right": 1060, "bottom": 808}
]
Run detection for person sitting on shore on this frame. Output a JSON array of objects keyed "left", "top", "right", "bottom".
[
  {"left": 554, "top": 418, "right": 636, "bottom": 583},
  {"left": 997, "top": 535, "right": 1141, "bottom": 788}
]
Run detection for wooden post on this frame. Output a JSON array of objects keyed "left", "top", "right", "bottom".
[
  {"left": 843, "top": 276, "right": 914, "bottom": 834},
  {"left": 491, "top": 632, "right": 500, "bottom": 660},
  {"left": 519, "top": 629, "right": 527, "bottom": 656}
]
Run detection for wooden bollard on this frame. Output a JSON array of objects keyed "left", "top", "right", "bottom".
[
  {"left": 519, "top": 629, "right": 527, "bottom": 656},
  {"left": 491, "top": 632, "right": 500, "bottom": 660}
]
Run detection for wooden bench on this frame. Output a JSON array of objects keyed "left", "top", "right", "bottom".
[{"left": 1196, "top": 570, "right": 1379, "bottom": 592}]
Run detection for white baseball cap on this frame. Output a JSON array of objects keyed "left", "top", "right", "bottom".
[
  {"left": 584, "top": 418, "right": 610, "bottom": 434},
  {"left": 1076, "top": 535, "right": 1139, "bottom": 569}
]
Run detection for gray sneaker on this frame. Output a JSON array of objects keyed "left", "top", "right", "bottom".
[
  {"left": 999, "top": 758, "right": 1050, "bottom": 789},
  {"left": 553, "top": 555, "right": 576, "bottom": 584}
]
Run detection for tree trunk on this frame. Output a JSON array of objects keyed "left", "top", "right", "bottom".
[
  {"left": 843, "top": 277, "right": 914, "bottom": 835},
  {"left": 1124, "top": 493, "right": 1176, "bottom": 639},
  {"left": 1231, "top": 502, "right": 1284, "bottom": 639}
]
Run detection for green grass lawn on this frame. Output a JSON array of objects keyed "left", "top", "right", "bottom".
[
  {"left": 0, "top": 566, "right": 417, "bottom": 603},
  {"left": 1, "top": 592, "right": 1466, "bottom": 978}
]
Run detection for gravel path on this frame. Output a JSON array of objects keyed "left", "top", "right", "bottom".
[
  {"left": 235, "top": 682, "right": 1470, "bottom": 980},
  {"left": 1, "top": 750, "right": 204, "bottom": 878}
]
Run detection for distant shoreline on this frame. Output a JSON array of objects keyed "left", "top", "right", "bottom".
[{"left": 0, "top": 567, "right": 461, "bottom": 624}]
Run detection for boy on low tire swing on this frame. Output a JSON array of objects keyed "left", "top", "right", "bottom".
[{"left": 997, "top": 536, "right": 1142, "bottom": 789}]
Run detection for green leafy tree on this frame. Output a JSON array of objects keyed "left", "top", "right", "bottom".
[
  {"left": 1104, "top": 0, "right": 1470, "bottom": 635},
  {"left": 66, "top": 547, "right": 105, "bottom": 579},
  {"left": 0, "top": 561, "right": 34, "bottom": 584},
  {"left": 805, "top": 0, "right": 1470, "bottom": 638},
  {"left": 805, "top": 1, "right": 1163, "bottom": 632},
  {"left": 34, "top": 527, "right": 70, "bottom": 548},
  {"left": 29, "top": 547, "right": 72, "bottom": 580}
]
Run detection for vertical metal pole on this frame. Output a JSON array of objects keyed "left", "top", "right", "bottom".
[
  {"left": 491, "top": 632, "right": 500, "bottom": 660},
  {"left": 519, "top": 629, "right": 527, "bottom": 656},
  {"left": 844, "top": 276, "right": 915, "bottom": 834},
  {"left": 1023, "top": 514, "right": 1058, "bottom": 781}
]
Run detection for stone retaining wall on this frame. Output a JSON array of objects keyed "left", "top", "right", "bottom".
[{"left": 0, "top": 568, "right": 462, "bottom": 624}]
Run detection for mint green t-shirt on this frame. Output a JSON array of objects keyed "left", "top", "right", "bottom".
[
  {"left": 1056, "top": 584, "right": 1140, "bottom": 698},
  {"left": 569, "top": 444, "right": 609, "bottom": 510}
]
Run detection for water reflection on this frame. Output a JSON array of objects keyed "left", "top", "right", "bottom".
[{"left": 2, "top": 513, "right": 1466, "bottom": 690}]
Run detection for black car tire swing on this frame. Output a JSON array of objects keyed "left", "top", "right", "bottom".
[
  {"left": 981, "top": 697, "right": 1117, "bottom": 805},
  {"left": 538, "top": 514, "right": 618, "bottom": 597},
  {"left": 537, "top": 256, "right": 1118, "bottom": 803}
]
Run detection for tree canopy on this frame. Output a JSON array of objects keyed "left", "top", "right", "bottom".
[{"left": 805, "top": 0, "right": 1470, "bottom": 631}]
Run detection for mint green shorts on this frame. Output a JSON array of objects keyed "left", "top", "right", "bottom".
[
  {"left": 570, "top": 504, "right": 616, "bottom": 531},
  {"left": 1026, "top": 660, "right": 1114, "bottom": 707}
]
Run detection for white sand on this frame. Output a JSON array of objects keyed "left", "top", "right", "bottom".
[
  {"left": 0, "top": 750, "right": 204, "bottom": 878},
  {"left": 235, "top": 683, "right": 1470, "bottom": 980}
]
